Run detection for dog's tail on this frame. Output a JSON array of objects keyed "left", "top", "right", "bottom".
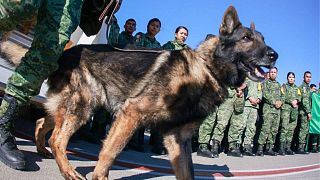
[{"left": 0, "top": 40, "right": 27, "bottom": 67}]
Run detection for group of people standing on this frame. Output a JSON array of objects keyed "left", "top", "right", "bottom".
[{"left": 197, "top": 69, "right": 319, "bottom": 158}]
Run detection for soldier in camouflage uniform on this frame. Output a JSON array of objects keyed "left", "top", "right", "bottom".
[
  {"left": 197, "top": 86, "right": 245, "bottom": 158},
  {"left": 296, "top": 71, "right": 312, "bottom": 154},
  {"left": 227, "top": 84, "right": 246, "bottom": 157},
  {"left": 278, "top": 72, "right": 301, "bottom": 155},
  {"left": 135, "top": 18, "right": 162, "bottom": 48},
  {"left": 257, "top": 67, "right": 283, "bottom": 156},
  {"left": 115, "top": 18, "right": 136, "bottom": 48},
  {"left": 162, "top": 26, "right": 189, "bottom": 50},
  {"left": 0, "top": 0, "right": 118, "bottom": 170},
  {"left": 230, "top": 78, "right": 262, "bottom": 156}
]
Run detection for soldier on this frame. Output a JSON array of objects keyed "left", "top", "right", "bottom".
[
  {"left": 135, "top": 18, "right": 162, "bottom": 48},
  {"left": 112, "top": 18, "right": 136, "bottom": 48},
  {"left": 278, "top": 72, "right": 301, "bottom": 155},
  {"left": 0, "top": 0, "right": 121, "bottom": 170},
  {"left": 197, "top": 86, "right": 245, "bottom": 158},
  {"left": 257, "top": 67, "right": 283, "bottom": 156},
  {"left": 296, "top": 71, "right": 312, "bottom": 154},
  {"left": 162, "top": 26, "right": 189, "bottom": 50},
  {"left": 232, "top": 77, "right": 262, "bottom": 156},
  {"left": 227, "top": 84, "right": 246, "bottom": 157}
]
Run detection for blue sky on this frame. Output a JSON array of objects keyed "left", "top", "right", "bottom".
[{"left": 115, "top": 0, "right": 319, "bottom": 86}]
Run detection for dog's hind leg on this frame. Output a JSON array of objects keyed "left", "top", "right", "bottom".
[
  {"left": 163, "top": 121, "right": 201, "bottom": 180},
  {"left": 49, "top": 107, "right": 89, "bottom": 180},
  {"left": 35, "top": 116, "right": 55, "bottom": 158},
  {"left": 92, "top": 101, "right": 141, "bottom": 180}
]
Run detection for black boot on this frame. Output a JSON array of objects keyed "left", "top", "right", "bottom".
[
  {"left": 211, "top": 139, "right": 220, "bottom": 158},
  {"left": 227, "top": 142, "right": 243, "bottom": 157},
  {"left": 285, "top": 142, "right": 295, "bottom": 155},
  {"left": 243, "top": 144, "right": 255, "bottom": 156},
  {"left": 264, "top": 144, "right": 277, "bottom": 156},
  {"left": 296, "top": 144, "right": 309, "bottom": 154},
  {"left": 256, "top": 144, "right": 264, "bottom": 156},
  {"left": 0, "top": 94, "right": 26, "bottom": 170},
  {"left": 278, "top": 143, "right": 286, "bottom": 156},
  {"left": 197, "top": 144, "right": 214, "bottom": 158},
  {"left": 311, "top": 145, "right": 318, "bottom": 153}
]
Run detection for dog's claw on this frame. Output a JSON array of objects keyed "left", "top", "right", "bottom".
[
  {"left": 64, "top": 169, "right": 86, "bottom": 180},
  {"left": 37, "top": 148, "right": 53, "bottom": 159}
]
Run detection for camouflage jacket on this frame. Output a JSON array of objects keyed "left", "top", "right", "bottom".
[
  {"left": 244, "top": 78, "right": 263, "bottom": 109},
  {"left": 162, "top": 39, "right": 188, "bottom": 50},
  {"left": 134, "top": 32, "right": 161, "bottom": 48},
  {"left": 298, "top": 81, "right": 312, "bottom": 114},
  {"left": 116, "top": 31, "right": 135, "bottom": 48},
  {"left": 280, "top": 83, "right": 302, "bottom": 110},
  {"left": 262, "top": 79, "right": 283, "bottom": 112}
]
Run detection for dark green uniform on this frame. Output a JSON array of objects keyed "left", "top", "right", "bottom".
[
  {"left": 107, "top": 17, "right": 121, "bottom": 47},
  {"left": 0, "top": 0, "right": 84, "bottom": 104},
  {"left": 135, "top": 32, "right": 161, "bottom": 48},
  {"left": 242, "top": 79, "right": 262, "bottom": 145},
  {"left": 279, "top": 83, "right": 301, "bottom": 147},
  {"left": 162, "top": 39, "right": 188, "bottom": 50},
  {"left": 258, "top": 79, "right": 283, "bottom": 150},
  {"left": 197, "top": 87, "right": 244, "bottom": 157},
  {"left": 116, "top": 31, "right": 135, "bottom": 48},
  {"left": 298, "top": 81, "right": 312, "bottom": 145}
]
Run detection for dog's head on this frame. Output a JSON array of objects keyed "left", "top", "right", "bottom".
[{"left": 213, "top": 6, "right": 278, "bottom": 86}]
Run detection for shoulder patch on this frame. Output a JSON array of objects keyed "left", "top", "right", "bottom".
[
  {"left": 281, "top": 85, "right": 286, "bottom": 94},
  {"left": 257, "top": 82, "right": 262, "bottom": 91},
  {"left": 298, "top": 88, "right": 302, "bottom": 96}
]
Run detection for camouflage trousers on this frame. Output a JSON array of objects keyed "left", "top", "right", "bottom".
[
  {"left": 0, "top": 0, "right": 83, "bottom": 104},
  {"left": 279, "top": 108, "right": 298, "bottom": 144},
  {"left": 212, "top": 97, "right": 238, "bottom": 142},
  {"left": 227, "top": 110, "right": 245, "bottom": 145},
  {"left": 258, "top": 108, "right": 281, "bottom": 145},
  {"left": 297, "top": 111, "right": 310, "bottom": 144},
  {"left": 198, "top": 111, "right": 216, "bottom": 144},
  {"left": 239, "top": 106, "right": 258, "bottom": 145}
]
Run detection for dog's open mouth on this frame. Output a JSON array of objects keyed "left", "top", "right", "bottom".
[
  {"left": 247, "top": 66, "right": 266, "bottom": 82},
  {"left": 239, "top": 61, "right": 271, "bottom": 82}
]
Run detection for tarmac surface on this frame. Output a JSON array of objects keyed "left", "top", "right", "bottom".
[{"left": 0, "top": 116, "right": 319, "bottom": 180}]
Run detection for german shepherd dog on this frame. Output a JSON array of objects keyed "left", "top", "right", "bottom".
[{"left": 2, "top": 6, "right": 277, "bottom": 180}]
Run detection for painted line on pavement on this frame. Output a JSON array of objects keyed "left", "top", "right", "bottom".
[{"left": 16, "top": 131, "right": 320, "bottom": 179}]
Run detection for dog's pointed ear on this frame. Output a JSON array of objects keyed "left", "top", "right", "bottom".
[
  {"left": 250, "top": 21, "right": 256, "bottom": 30},
  {"left": 219, "top": 6, "right": 242, "bottom": 35}
]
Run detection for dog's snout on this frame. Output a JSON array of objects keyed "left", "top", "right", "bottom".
[{"left": 266, "top": 48, "right": 278, "bottom": 61}]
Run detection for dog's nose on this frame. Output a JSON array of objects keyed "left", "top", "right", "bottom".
[{"left": 266, "top": 48, "right": 278, "bottom": 61}]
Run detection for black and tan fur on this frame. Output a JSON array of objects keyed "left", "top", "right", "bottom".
[{"left": 5, "top": 6, "right": 278, "bottom": 180}]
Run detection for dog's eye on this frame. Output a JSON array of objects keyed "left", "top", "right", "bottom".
[{"left": 242, "top": 36, "right": 251, "bottom": 41}]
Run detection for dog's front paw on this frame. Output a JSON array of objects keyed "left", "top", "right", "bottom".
[{"left": 63, "top": 169, "right": 86, "bottom": 180}]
